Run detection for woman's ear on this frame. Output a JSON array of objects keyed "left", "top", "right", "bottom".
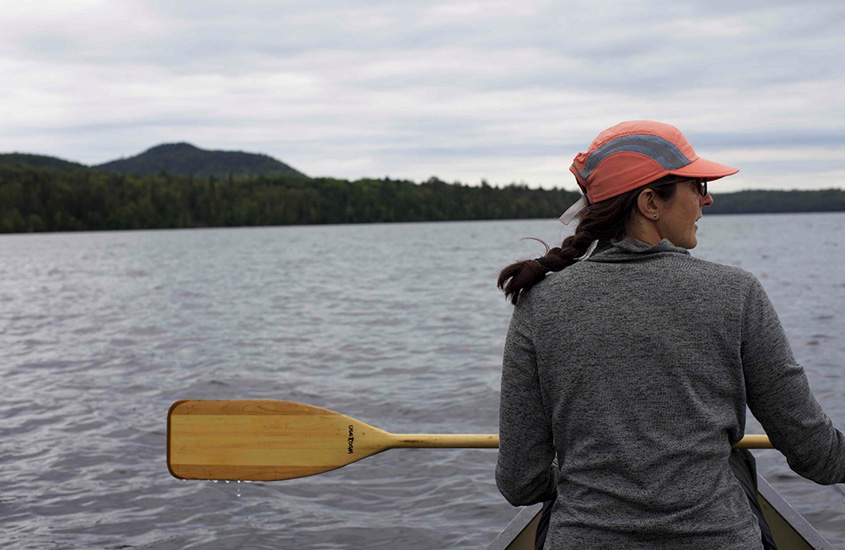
[{"left": 636, "top": 188, "right": 660, "bottom": 221}]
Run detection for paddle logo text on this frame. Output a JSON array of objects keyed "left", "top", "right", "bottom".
[{"left": 347, "top": 425, "right": 354, "bottom": 454}]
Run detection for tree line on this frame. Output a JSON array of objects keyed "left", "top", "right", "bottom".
[
  {"left": 0, "top": 165, "right": 580, "bottom": 233},
  {"left": 0, "top": 164, "right": 843, "bottom": 233}
]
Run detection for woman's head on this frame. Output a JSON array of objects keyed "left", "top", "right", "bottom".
[
  {"left": 498, "top": 121, "right": 738, "bottom": 304},
  {"left": 568, "top": 120, "right": 736, "bottom": 249}
]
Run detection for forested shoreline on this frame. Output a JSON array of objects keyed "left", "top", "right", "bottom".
[{"left": 1, "top": 164, "right": 844, "bottom": 233}]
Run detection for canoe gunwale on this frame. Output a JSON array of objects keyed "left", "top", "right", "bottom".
[
  {"left": 756, "top": 474, "right": 835, "bottom": 550},
  {"left": 488, "top": 503, "right": 543, "bottom": 550}
]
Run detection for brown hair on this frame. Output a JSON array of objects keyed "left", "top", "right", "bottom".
[{"left": 497, "top": 176, "right": 682, "bottom": 304}]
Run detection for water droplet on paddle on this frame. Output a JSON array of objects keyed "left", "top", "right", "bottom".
[{"left": 237, "top": 480, "right": 241, "bottom": 498}]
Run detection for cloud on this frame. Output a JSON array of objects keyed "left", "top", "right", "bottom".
[{"left": 0, "top": 0, "right": 844, "bottom": 190}]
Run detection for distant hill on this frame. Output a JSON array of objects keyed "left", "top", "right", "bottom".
[
  {"left": 92, "top": 142, "right": 307, "bottom": 178},
  {"left": 0, "top": 153, "right": 89, "bottom": 172},
  {"left": 0, "top": 143, "right": 307, "bottom": 179}
]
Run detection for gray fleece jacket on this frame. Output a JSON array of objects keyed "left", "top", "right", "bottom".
[{"left": 496, "top": 239, "right": 845, "bottom": 550}]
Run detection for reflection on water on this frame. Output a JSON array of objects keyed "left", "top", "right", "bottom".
[{"left": 1, "top": 213, "right": 844, "bottom": 549}]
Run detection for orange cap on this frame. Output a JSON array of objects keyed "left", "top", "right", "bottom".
[{"left": 569, "top": 121, "right": 738, "bottom": 203}]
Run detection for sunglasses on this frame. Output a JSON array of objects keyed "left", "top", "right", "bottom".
[{"left": 657, "top": 176, "right": 709, "bottom": 196}]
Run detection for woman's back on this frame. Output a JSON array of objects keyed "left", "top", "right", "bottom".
[{"left": 498, "top": 239, "right": 768, "bottom": 548}]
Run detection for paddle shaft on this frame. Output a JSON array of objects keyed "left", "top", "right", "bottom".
[
  {"left": 393, "top": 434, "right": 772, "bottom": 449},
  {"left": 393, "top": 434, "right": 499, "bottom": 448}
]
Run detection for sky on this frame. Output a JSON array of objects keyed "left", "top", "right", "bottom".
[{"left": 1, "top": 0, "right": 844, "bottom": 192}]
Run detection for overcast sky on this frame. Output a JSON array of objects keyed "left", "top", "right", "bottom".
[{"left": 1, "top": 0, "right": 844, "bottom": 191}]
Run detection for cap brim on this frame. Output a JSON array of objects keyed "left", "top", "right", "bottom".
[{"left": 668, "top": 157, "right": 738, "bottom": 181}]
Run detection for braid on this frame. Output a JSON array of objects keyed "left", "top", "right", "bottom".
[{"left": 497, "top": 230, "right": 598, "bottom": 305}]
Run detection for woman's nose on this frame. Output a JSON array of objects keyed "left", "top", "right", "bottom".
[{"left": 701, "top": 192, "right": 714, "bottom": 207}]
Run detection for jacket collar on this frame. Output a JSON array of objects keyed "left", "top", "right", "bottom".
[{"left": 586, "top": 238, "right": 690, "bottom": 263}]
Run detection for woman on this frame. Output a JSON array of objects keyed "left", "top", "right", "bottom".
[{"left": 495, "top": 121, "right": 845, "bottom": 549}]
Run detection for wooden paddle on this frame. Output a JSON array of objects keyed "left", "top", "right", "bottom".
[{"left": 167, "top": 399, "right": 773, "bottom": 482}]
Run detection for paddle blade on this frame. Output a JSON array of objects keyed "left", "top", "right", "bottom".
[{"left": 167, "top": 399, "right": 394, "bottom": 481}]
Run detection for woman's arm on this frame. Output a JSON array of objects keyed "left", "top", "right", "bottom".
[
  {"left": 742, "top": 278, "right": 845, "bottom": 485},
  {"left": 496, "top": 297, "right": 559, "bottom": 505}
]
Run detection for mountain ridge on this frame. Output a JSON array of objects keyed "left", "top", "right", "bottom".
[
  {"left": 0, "top": 143, "right": 307, "bottom": 179},
  {"left": 0, "top": 153, "right": 90, "bottom": 172}
]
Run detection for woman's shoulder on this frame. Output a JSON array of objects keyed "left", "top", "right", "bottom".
[
  {"left": 685, "top": 255, "right": 758, "bottom": 282},
  {"left": 679, "top": 256, "right": 769, "bottom": 301}
]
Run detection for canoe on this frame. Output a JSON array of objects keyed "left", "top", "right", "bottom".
[{"left": 489, "top": 474, "right": 835, "bottom": 550}]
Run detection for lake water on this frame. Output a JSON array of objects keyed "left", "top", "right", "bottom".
[{"left": 1, "top": 214, "right": 844, "bottom": 549}]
